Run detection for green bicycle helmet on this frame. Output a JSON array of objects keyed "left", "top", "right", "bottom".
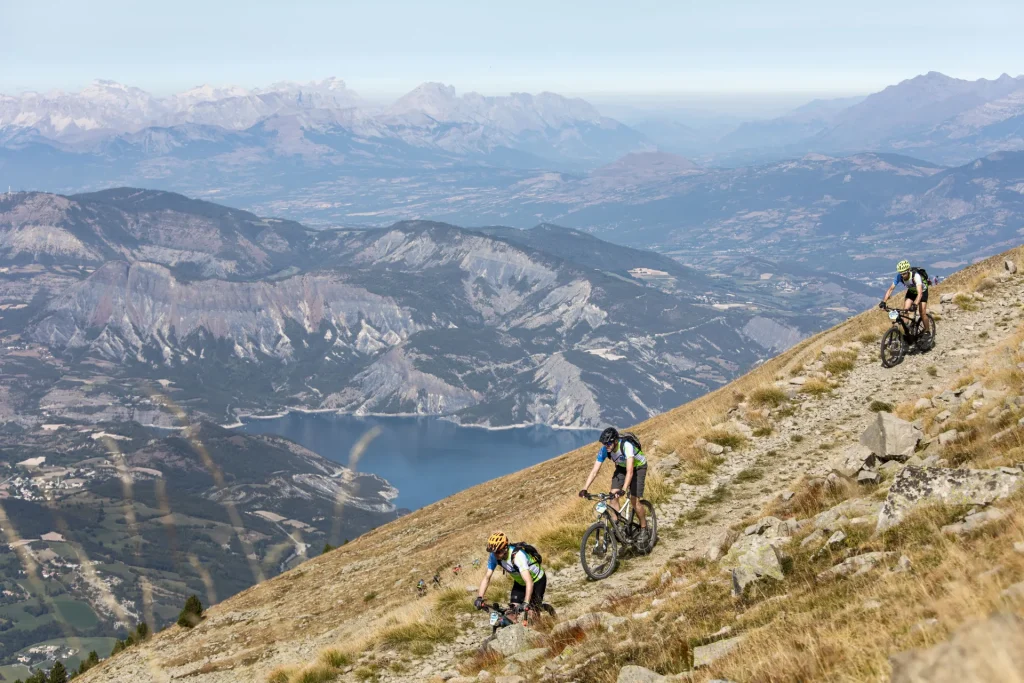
[{"left": 896, "top": 260, "right": 911, "bottom": 273}]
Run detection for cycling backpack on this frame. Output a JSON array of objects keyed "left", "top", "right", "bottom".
[
  {"left": 510, "top": 542, "right": 543, "bottom": 567},
  {"left": 619, "top": 432, "right": 643, "bottom": 453},
  {"left": 910, "top": 267, "right": 929, "bottom": 285}
]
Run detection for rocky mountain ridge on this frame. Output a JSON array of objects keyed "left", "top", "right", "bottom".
[
  {"left": 66, "top": 238, "right": 1024, "bottom": 683},
  {"left": 0, "top": 188, "right": 786, "bottom": 429}
]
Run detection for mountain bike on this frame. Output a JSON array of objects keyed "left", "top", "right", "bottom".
[
  {"left": 879, "top": 303, "right": 936, "bottom": 368},
  {"left": 579, "top": 492, "right": 658, "bottom": 580},
  {"left": 475, "top": 600, "right": 556, "bottom": 651}
]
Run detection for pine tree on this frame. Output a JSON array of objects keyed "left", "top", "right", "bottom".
[
  {"left": 86, "top": 652, "right": 99, "bottom": 667},
  {"left": 177, "top": 594, "right": 204, "bottom": 628},
  {"left": 322, "top": 543, "right": 335, "bottom": 554},
  {"left": 135, "top": 621, "right": 149, "bottom": 640},
  {"left": 48, "top": 661, "right": 68, "bottom": 683}
]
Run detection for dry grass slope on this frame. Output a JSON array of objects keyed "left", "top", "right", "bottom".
[{"left": 78, "top": 245, "right": 1024, "bottom": 683}]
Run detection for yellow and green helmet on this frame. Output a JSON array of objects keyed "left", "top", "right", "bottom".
[{"left": 896, "top": 260, "right": 911, "bottom": 274}]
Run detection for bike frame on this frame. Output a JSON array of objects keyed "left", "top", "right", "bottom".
[
  {"left": 884, "top": 305, "right": 923, "bottom": 340},
  {"left": 589, "top": 494, "right": 640, "bottom": 546}
]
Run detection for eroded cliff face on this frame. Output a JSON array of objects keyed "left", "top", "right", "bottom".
[{"left": 4, "top": 190, "right": 767, "bottom": 428}]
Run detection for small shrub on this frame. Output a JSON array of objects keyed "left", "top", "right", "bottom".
[
  {"left": 791, "top": 434, "right": 804, "bottom": 443},
  {"left": 377, "top": 620, "right": 458, "bottom": 649},
  {"left": 321, "top": 649, "right": 352, "bottom": 668},
  {"left": 823, "top": 350, "right": 857, "bottom": 375},
  {"left": 800, "top": 378, "right": 832, "bottom": 397},
  {"left": 705, "top": 429, "right": 747, "bottom": 450},
  {"left": 735, "top": 468, "right": 764, "bottom": 483},
  {"left": 322, "top": 543, "right": 336, "bottom": 554},
  {"left": 979, "top": 331, "right": 989, "bottom": 339},
  {"left": 363, "top": 591, "right": 377, "bottom": 602},
  {"left": 353, "top": 666, "right": 379, "bottom": 682},
  {"left": 869, "top": 400, "right": 893, "bottom": 413},
  {"left": 975, "top": 276, "right": 997, "bottom": 292},
  {"left": 926, "top": 366, "right": 938, "bottom": 377},
  {"left": 294, "top": 664, "right": 343, "bottom": 682},
  {"left": 858, "top": 331, "right": 880, "bottom": 344},
  {"left": 955, "top": 294, "right": 978, "bottom": 311},
  {"left": 753, "top": 426, "right": 773, "bottom": 437},
  {"left": 749, "top": 386, "right": 788, "bottom": 409},
  {"left": 177, "top": 594, "right": 204, "bottom": 628},
  {"left": 266, "top": 669, "right": 293, "bottom": 683}
]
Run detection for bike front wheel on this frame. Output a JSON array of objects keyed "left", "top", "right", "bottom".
[
  {"left": 880, "top": 327, "right": 907, "bottom": 368},
  {"left": 580, "top": 520, "right": 618, "bottom": 580}
]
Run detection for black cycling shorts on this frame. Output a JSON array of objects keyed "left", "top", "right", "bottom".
[
  {"left": 611, "top": 466, "right": 647, "bottom": 497},
  {"left": 510, "top": 574, "right": 546, "bottom": 606},
  {"left": 906, "top": 289, "right": 929, "bottom": 304}
]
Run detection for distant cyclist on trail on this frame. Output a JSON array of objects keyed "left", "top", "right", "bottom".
[
  {"left": 474, "top": 532, "right": 547, "bottom": 620},
  {"left": 578, "top": 427, "right": 650, "bottom": 544},
  {"left": 880, "top": 259, "right": 931, "bottom": 337}
]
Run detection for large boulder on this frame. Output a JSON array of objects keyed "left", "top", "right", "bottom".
[
  {"left": 488, "top": 624, "right": 542, "bottom": 656},
  {"left": 721, "top": 534, "right": 786, "bottom": 595},
  {"left": 860, "top": 412, "right": 922, "bottom": 462},
  {"left": 876, "top": 466, "right": 1023, "bottom": 532},
  {"left": 652, "top": 453, "right": 680, "bottom": 476},
  {"left": 890, "top": 612, "right": 1024, "bottom": 682}
]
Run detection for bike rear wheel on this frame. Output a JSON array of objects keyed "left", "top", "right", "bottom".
[
  {"left": 920, "top": 314, "right": 937, "bottom": 350},
  {"left": 631, "top": 500, "right": 658, "bottom": 554},
  {"left": 880, "top": 327, "right": 907, "bottom": 368},
  {"left": 580, "top": 520, "right": 618, "bottom": 580}
]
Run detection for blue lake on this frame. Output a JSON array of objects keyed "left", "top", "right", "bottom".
[{"left": 238, "top": 413, "right": 600, "bottom": 510}]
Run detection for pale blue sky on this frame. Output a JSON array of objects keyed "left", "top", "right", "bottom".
[{"left": 4, "top": 0, "right": 1024, "bottom": 98}]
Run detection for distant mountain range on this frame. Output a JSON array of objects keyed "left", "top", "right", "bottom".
[{"left": 2, "top": 188, "right": 824, "bottom": 430}]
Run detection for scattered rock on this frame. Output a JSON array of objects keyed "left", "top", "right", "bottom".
[
  {"left": 800, "top": 529, "right": 827, "bottom": 549},
  {"left": 509, "top": 648, "right": 549, "bottom": 664},
  {"left": 693, "top": 635, "right": 746, "bottom": 668},
  {"left": 789, "top": 376, "right": 807, "bottom": 386},
  {"left": 935, "top": 410, "right": 951, "bottom": 423},
  {"left": 862, "top": 600, "right": 882, "bottom": 610},
  {"left": 1007, "top": 259, "right": 1018, "bottom": 274},
  {"left": 743, "top": 516, "right": 795, "bottom": 538},
  {"left": 858, "top": 470, "right": 880, "bottom": 484},
  {"left": 910, "top": 618, "right": 940, "bottom": 635},
  {"left": 495, "top": 676, "right": 525, "bottom": 683},
  {"left": 940, "top": 292, "right": 956, "bottom": 303},
  {"left": 817, "top": 552, "right": 895, "bottom": 580},
  {"left": 828, "top": 443, "right": 876, "bottom": 477},
  {"left": 825, "top": 530, "right": 847, "bottom": 549},
  {"left": 653, "top": 454, "right": 680, "bottom": 476},
  {"left": 893, "top": 554, "right": 913, "bottom": 573},
  {"left": 890, "top": 612, "right": 1024, "bottom": 683},
  {"left": 876, "top": 466, "right": 1023, "bottom": 532},
  {"left": 1014, "top": 541, "right": 1024, "bottom": 555},
  {"left": 705, "top": 442, "right": 725, "bottom": 455},
  {"left": 782, "top": 491, "right": 795, "bottom": 501},
  {"left": 488, "top": 624, "right": 542, "bottom": 656},
  {"left": 860, "top": 412, "right": 922, "bottom": 462},
  {"left": 616, "top": 666, "right": 666, "bottom": 683},
  {"left": 722, "top": 535, "right": 786, "bottom": 595},
  {"left": 938, "top": 429, "right": 958, "bottom": 446},
  {"left": 914, "top": 397, "right": 933, "bottom": 412}
]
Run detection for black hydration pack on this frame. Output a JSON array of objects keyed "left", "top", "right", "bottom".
[
  {"left": 619, "top": 432, "right": 643, "bottom": 453},
  {"left": 509, "top": 542, "right": 543, "bottom": 566}
]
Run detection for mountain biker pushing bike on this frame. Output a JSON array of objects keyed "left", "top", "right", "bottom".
[
  {"left": 474, "top": 532, "right": 546, "bottom": 619},
  {"left": 578, "top": 427, "right": 649, "bottom": 543},
  {"left": 880, "top": 259, "right": 931, "bottom": 336}
]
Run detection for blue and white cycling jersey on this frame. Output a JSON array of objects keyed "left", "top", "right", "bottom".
[
  {"left": 596, "top": 439, "right": 647, "bottom": 469},
  {"left": 893, "top": 271, "right": 925, "bottom": 292}
]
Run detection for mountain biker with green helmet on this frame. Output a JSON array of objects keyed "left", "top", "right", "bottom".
[
  {"left": 880, "top": 259, "right": 931, "bottom": 336},
  {"left": 578, "top": 427, "right": 649, "bottom": 542},
  {"left": 474, "top": 532, "right": 546, "bottom": 617}
]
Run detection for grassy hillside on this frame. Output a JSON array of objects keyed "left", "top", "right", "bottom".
[{"left": 74, "top": 245, "right": 1024, "bottom": 683}]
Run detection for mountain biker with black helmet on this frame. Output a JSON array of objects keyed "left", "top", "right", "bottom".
[
  {"left": 578, "top": 427, "right": 649, "bottom": 543},
  {"left": 474, "top": 532, "right": 546, "bottom": 617},
  {"left": 880, "top": 259, "right": 931, "bottom": 336}
]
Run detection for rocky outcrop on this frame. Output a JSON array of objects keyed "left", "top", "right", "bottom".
[
  {"left": 721, "top": 516, "right": 792, "bottom": 595},
  {"left": 889, "top": 612, "right": 1024, "bottom": 682},
  {"left": 488, "top": 624, "right": 542, "bottom": 656},
  {"left": 876, "top": 466, "right": 1023, "bottom": 532},
  {"left": 860, "top": 412, "right": 922, "bottom": 462}
]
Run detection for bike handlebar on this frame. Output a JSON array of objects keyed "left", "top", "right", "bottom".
[{"left": 583, "top": 492, "right": 621, "bottom": 501}]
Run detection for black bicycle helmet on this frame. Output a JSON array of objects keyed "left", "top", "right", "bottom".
[{"left": 599, "top": 427, "right": 619, "bottom": 446}]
